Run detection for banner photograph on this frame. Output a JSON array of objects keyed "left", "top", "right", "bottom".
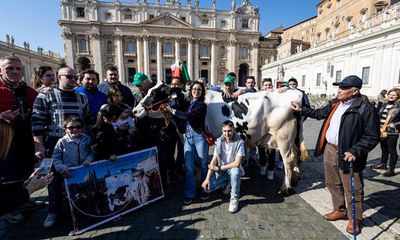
[{"left": 64, "top": 147, "right": 163, "bottom": 235}]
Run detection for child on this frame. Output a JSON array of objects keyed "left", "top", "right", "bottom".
[
  {"left": 113, "top": 103, "right": 137, "bottom": 153},
  {"left": 44, "top": 116, "right": 94, "bottom": 228},
  {"left": 91, "top": 104, "right": 121, "bottom": 161}
]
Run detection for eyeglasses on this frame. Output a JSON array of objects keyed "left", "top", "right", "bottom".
[
  {"left": 192, "top": 88, "right": 202, "bottom": 92},
  {"left": 61, "top": 75, "right": 77, "bottom": 80},
  {"left": 66, "top": 125, "right": 82, "bottom": 130}
]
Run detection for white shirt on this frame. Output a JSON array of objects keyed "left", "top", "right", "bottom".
[
  {"left": 326, "top": 99, "right": 354, "bottom": 145},
  {"left": 216, "top": 140, "right": 246, "bottom": 165}
]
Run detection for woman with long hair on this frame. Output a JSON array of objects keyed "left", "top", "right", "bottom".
[
  {"left": 162, "top": 80, "right": 209, "bottom": 204},
  {"left": 31, "top": 66, "right": 56, "bottom": 92},
  {"left": 373, "top": 88, "right": 400, "bottom": 177}
]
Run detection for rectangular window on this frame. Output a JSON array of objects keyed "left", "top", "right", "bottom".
[
  {"left": 105, "top": 13, "right": 111, "bottom": 20},
  {"left": 361, "top": 66, "right": 370, "bottom": 85},
  {"left": 124, "top": 14, "right": 132, "bottom": 20},
  {"left": 201, "top": 18, "right": 209, "bottom": 25},
  {"left": 242, "top": 19, "right": 249, "bottom": 29},
  {"left": 335, "top": 70, "right": 342, "bottom": 82},
  {"left": 200, "top": 44, "right": 209, "bottom": 57},
  {"left": 301, "top": 75, "right": 306, "bottom": 87},
  {"left": 180, "top": 44, "right": 187, "bottom": 56},
  {"left": 180, "top": 17, "right": 186, "bottom": 22},
  {"left": 240, "top": 47, "right": 249, "bottom": 59},
  {"left": 149, "top": 14, "right": 154, "bottom": 19},
  {"left": 316, "top": 73, "right": 321, "bottom": 86},
  {"left": 76, "top": 7, "right": 85, "bottom": 18}
]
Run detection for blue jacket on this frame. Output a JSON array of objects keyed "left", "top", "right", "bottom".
[
  {"left": 52, "top": 133, "right": 95, "bottom": 173},
  {"left": 75, "top": 87, "right": 107, "bottom": 118}
]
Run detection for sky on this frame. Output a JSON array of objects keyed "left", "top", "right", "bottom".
[{"left": 0, "top": 0, "right": 319, "bottom": 56}]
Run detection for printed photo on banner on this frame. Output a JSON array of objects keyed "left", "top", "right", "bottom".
[{"left": 64, "top": 147, "right": 163, "bottom": 235}]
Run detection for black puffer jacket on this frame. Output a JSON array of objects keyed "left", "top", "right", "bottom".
[{"left": 302, "top": 94, "right": 379, "bottom": 173}]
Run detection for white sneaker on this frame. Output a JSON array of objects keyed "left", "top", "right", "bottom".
[
  {"left": 228, "top": 197, "right": 239, "bottom": 213},
  {"left": 43, "top": 214, "right": 57, "bottom": 228},
  {"left": 267, "top": 170, "right": 274, "bottom": 180},
  {"left": 223, "top": 182, "right": 231, "bottom": 195},
  {"left": 260, "top": 166, "right": 267, "bottom": 175}
]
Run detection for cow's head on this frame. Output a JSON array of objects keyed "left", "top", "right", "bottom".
[{"left": 133, "top": 81, "right": 171, "bottom": 118}]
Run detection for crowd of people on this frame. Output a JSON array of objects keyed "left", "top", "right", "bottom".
[{"left": 0, "top": 54, "right": 398, "bottom": 236}]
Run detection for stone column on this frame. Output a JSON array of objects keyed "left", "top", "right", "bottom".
[
  {"left": 91, "top": 33, "right": 103, "bottom": 80},
  {"left": 143, "top": 36, "right": 150, "bottom": 76},
  {"left": 116, "top": 35, "right": 126, "bottom": 82},
  {"left": 211, "top": 40, "right": 218, "bottom": 85},
  {"left": 229, "top": 40, "right": 237, "bottom": 73},
  {"left": 194, "top": 39, "right": 200, "bottom": 80},
  {"left": 63, "top": 32, "right": 74, "bottom": 68},
  {"left": 175, "top": 37, "right": 180, "bottom": 62},
  {"left": 251, "top": 42, "right": 259, "bottom": 84},
  {"left": 136, "top": 37, "right": 143, "bottom": 72},
  {"left": 187, "top": 38, "right": 193, "bottom": 80},
  {"left": 157, "top": 37, "right": 163, "bottom": 82}
]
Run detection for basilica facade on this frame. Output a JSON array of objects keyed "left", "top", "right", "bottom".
[{"left": 60, "top": 0, "right": 264, "bottom": 86}]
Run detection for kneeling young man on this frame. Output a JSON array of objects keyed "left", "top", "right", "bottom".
[{"left": 201, "top": 120, "right": 245, "bottom": 213}]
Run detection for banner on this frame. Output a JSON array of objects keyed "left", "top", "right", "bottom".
[{"left": 64, "top": 147, "right": 163, "bottom": 235}]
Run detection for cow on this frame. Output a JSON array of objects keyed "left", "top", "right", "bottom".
[{"left": 133, "top": 81, "right": 308, "bottom": 195}]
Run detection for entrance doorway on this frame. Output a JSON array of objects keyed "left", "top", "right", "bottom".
[{"left": 238, "top": 63, "right": 249, "bottom": 87}]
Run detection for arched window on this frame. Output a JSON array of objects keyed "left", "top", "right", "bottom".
[
  {"left": 164, "top": 42, "right": 173, "bottom": 55},
  {"left": 180, "top": 44, "right": 187, "bottom": 56},
  {"left": 150, "top": 42, "right": 156, "bottom": 55},
  {"left": 79, "top": 39, "right": 87, "bottom": 53},
  {"left": 240, "top": 47, "right": 249, "bottom": 59},
  {"left": 200, "top": 44, "right": 209, "bottom": 57},
  {"left": 127, "top": 40, "right": 136, "bottom": 53}
]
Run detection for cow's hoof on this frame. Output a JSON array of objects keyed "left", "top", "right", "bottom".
[{"left": 277, "top": 189, "right": 289, "bottom": 197}]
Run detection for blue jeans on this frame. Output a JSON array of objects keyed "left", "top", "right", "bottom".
[
  {"left": 208, "top": 167, "right": 243, "bottom": 199},
  {"left": 184, "top": 129, "right": 209, "bottom": 198}
]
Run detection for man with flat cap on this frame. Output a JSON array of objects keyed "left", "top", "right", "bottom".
[{"left": 292, "top": 75, "right": 379, "bottom": 235}]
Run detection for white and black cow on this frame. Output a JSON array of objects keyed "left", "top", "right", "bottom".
[{"left": 133, "top": 81, "right": 308, "bottom": 195}]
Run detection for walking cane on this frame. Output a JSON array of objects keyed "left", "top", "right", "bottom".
[{"left": 349, "top": 162, "right": 356, "bottom": 240}]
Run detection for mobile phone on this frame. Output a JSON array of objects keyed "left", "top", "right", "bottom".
[{"left": 38, "top": 158, "right": 53, "bottom": 177}]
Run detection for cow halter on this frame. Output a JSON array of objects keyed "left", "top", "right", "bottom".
[{"left": 141, "top": 96, "right": 171, "bottom": 129}]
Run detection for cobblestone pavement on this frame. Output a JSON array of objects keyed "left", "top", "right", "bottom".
[{"left": 1, "top": 119, "right": 399, "bottom": 239}]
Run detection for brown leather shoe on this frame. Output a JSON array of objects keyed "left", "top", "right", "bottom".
[
  {"left": 323, "top": 210, "right": 348, "bottom": 221},
  {"left": 346, "top": 220, "right": 361, "bottom": 235}
]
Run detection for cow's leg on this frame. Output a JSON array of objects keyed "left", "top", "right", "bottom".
[
  {"left": 276, "top": 120, "right": 300, "bottom": 196},
  {"left": 276, "top": 140, "right": 294, "bottom": 196}
]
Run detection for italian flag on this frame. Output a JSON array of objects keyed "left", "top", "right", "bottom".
[{"left": 171, "top": 60, "right": 190, "bottom": 83}]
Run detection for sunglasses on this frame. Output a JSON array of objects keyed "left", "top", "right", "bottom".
[
  {"left": 66, "top": 125, "right": 82, "bottom": 130},
  {"left": 61, "top": 75, "right": 77, "bottom": 80}
]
